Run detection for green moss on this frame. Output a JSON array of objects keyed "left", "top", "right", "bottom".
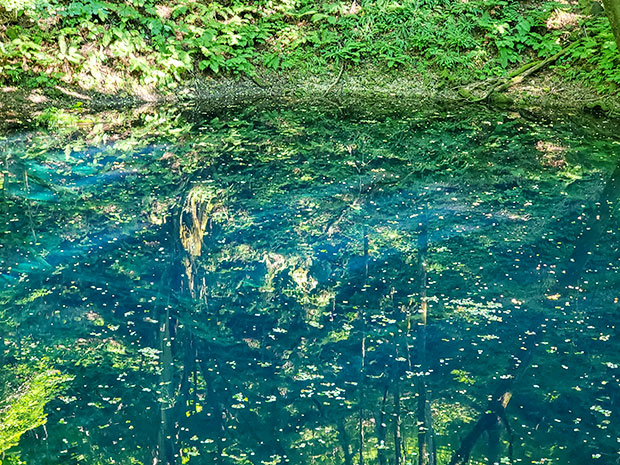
[{"left": 0, "top": 369, "right": 72, "bottom": 454}]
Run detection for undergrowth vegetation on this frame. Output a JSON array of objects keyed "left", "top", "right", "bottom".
[{"left": 0, "top": 0, "right": 619, "bottom": 96}]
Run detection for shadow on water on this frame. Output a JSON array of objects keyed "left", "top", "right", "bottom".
[{"left": 1, "top": 100, "right": 619, "bottom": 465}]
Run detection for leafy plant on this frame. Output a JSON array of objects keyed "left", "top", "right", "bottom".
[{"left": 562, "top": 17, "right": 620, "bottom": 92}]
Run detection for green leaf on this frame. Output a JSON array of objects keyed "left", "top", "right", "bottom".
[
  {"left": 58, "top": 35, "right": 67, "bottom": 56},
  {"left": 311, "top": 13, "right": 330, "bottom": 22}
]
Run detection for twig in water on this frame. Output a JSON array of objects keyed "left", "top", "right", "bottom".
[{"left": 323, "top": 63, "right": 345, "bottom": 97}]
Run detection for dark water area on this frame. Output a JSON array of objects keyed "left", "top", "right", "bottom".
[{"left": 0, "top": 101, "right": 619, "bottom": 465}]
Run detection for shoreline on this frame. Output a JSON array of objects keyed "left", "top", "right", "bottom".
[{"left": 2, "top": 67, "right": 620, "bottom": 131}]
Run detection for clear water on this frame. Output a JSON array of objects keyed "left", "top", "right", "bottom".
[{"left": 1, "top": 101, "right": 619, "bottom": 465}]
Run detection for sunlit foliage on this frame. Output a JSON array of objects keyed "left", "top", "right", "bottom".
[{"left": 0, "top": 0, "right": 618, "bottom": 93}]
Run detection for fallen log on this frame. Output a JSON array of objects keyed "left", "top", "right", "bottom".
[{"left": 460, "top": 41, "right": 580, "bottom": 103}]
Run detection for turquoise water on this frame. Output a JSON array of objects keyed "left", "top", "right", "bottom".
[{"left": 1, "top": 101, "right": 619, "bottom": 465}]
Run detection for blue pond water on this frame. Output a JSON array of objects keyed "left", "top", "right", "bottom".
[{"left": 0, "top": 102, "right": 619, "bottom": 465}]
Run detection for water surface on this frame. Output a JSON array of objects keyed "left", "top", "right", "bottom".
[{"left": 1, "top": 101, "right": 619, "bottom": 465}]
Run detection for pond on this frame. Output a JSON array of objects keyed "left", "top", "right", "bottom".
[{"left": 1, "top": 100, "right": 619, "bottom": 465}]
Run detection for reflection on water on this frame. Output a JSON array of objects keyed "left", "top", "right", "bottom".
[{"left": 1, "top": 102, "right": 619, "bottom": 465}]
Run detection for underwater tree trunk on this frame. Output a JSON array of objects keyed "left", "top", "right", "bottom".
[
  {"left": 358, "top": 342, "right": 365, "bottom": 465},
  {"left": 394, "top": 383, "right": 402, "bottom": 465},
  {"left": 173, "top": 337, "right": 196, "bottom": 422},
  {"left": 337, "top": 418, "right": 354, "bottom": 465},
  {"left": 155, "top": 306, "right": 176, "bottom": 465},
  {"left": 375, "top": 385, "right": 389, "bottom": 465},
  {"left": 487, "top": 416, "right": 502, "bottom": 465},
  {"left": 154, "top": 214, "right": 185, "bottom": 465},
  {"left": 358, "top": 226, "right": 369, "bottom": 465},
  {"left": 416, "top": 213, "right": 436, "bottom": 465},
  {"left": 198, "top": 357, "right": 226, "bottom": 461},
  {"left": 603, "top": 0, "right": 620, "bottom": 50}
]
